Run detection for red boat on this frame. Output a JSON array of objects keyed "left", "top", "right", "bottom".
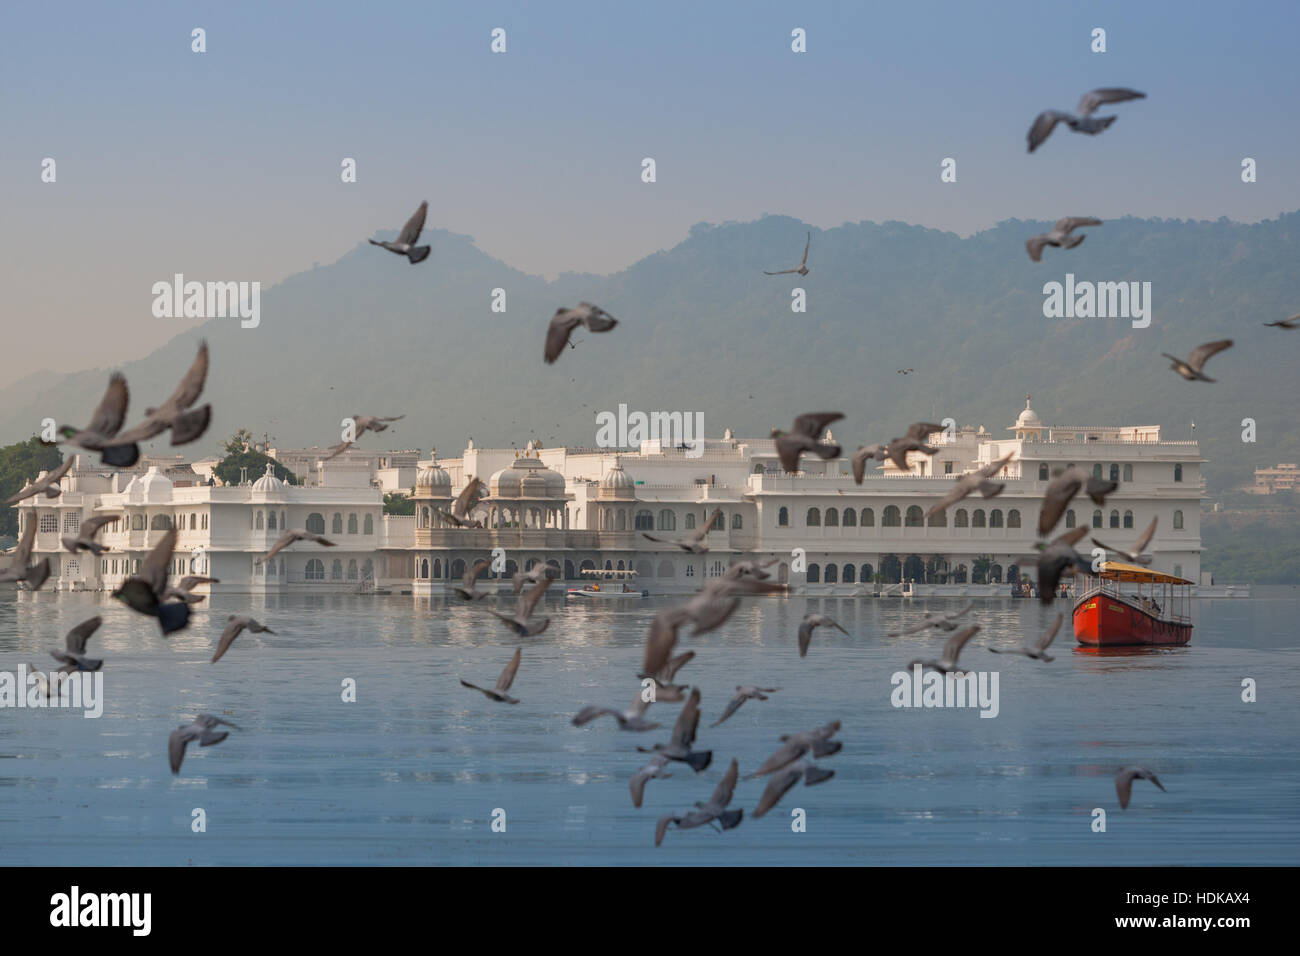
[{"left": 1072, "top": 561, "right": 1193, "bottom": 647}]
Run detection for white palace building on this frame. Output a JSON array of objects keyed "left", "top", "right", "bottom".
[{"left": 13, "top": 398, "right": 1207, "bottom": 596}]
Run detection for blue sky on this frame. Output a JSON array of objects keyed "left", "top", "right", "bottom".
[{"left": 3, "top": 0, "right": 1298, "bottom": 369}]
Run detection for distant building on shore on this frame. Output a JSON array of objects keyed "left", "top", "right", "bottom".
[
  {"left": 15, "top": 397, "right": 1207, "bottom": 595},
  {"left": 1247, "top": 462, "right": 1299, "bottom": 494}
]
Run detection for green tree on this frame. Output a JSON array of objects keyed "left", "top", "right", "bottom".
[
  {"left": 384, "top": 492, "right": 416, "bottom": 515},
  {"left": 213, "top": 430, "right": 297, "bottom": 487},
  {"left": 0, "top": 437, "right": 64, "bottom": 540}
]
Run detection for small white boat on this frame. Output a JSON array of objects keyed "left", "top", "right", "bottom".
[{"left": 566, "top": 568, "right": 648, "bottom": 599}]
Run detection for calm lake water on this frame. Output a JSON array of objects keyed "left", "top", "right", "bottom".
[{"left": 1, "top": 586, "right": 1296, "bottom": 866}]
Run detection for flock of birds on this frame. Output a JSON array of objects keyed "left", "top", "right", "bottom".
[{"left": 13, "top": 82, "right": 1298, "bottom": 836}]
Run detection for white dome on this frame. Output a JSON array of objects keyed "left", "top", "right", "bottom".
[
  {"left": 251, "top": 463, "right": 286, "bottom": 493},
  {"left": 416, "top": 456, "right": 451, "bottom": 489},
  {"left": 1016, "top": 395, "right": 1042, "bottom": 428},
  {"left": 125, "top": 466, "right": 173, "bottom": 502},
  {"left": 599, "top": 461, "right": 635, "bottom": 492},
  {"left": 489, "top": 454, "right": 566, "bottom": 499}
]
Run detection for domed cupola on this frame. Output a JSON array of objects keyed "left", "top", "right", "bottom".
[
  {"left": 125, "top": 465, "right": 173, "bottom": 503},
  {"left": 598, "top": 460, "right": 636, "bottom": 499},
  {"left": 416, "top": 448, "right": 452, "bottom": 490},
  {"left": 251, "top": 462, "right": 287, "bottom": 494}
]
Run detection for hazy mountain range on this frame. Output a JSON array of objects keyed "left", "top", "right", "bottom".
[{"left": 3, "top": 211, "right": 1297, "bottom": 492}]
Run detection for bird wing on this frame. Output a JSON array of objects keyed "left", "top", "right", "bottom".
[
  {"left": 464, "top": 558, "right": 489, "bottom": 589},
  {"left": 452, "top": 477, "right": 481, "bottom": 519},
  {"left": 851, "top": 447, "right": 869, "bottom": 484},
  {"left": 212, "top": 618, "right": 245, "bottom": 662},
  {"left": 712, "top": 694, "right": 746, "bottom": 727},
  {"left": 710, "top": 758, "right": 739, "bottom": 808},
  {"left": 517, "top": 575, "right": 551, "bottom": 619},
  {"left": 978, "top": 453, "right": 1015, "bottom": 478},
  {"left": 774, "top": 435, "right": 805, "bottom": 474},
  {"left": 140, "top": 528, "right": 177, "bottom": 595},
  {"left": 64, "top": 615, "right": 103, "bottom": 655},
  {"left": 544, "top": 311, "right": 582, "bottom": 363},
  {"left": 643, "top": 608, "right": 685, "bottom": 677},
  {"left": 168, "top": 729, "right": 191, "bottom": 773},
  {"left": 1036, "top": 614, "right": 1064, "bottom": 652},
  {"left": 799, "top": 232, "right": 810, "bottom": 266},
  {"left": 947, "top": 602, "right": 975, "bottom": 621},
  {"left": 941, "top": 625, "right": 980, "bottom": 665},
  {"left": 662, "top": 650, "right": 695, "bottom": 681},
  {"left": 1132, "top": 516, "right": 1158, "bottom": 555},
  {"left": 495, "top": 647, "right": 522, "bottom": 693},
  {"left": 797, "top": 617, "right": 815, "bottom": 656},
  {"left": 1056, "top": 217, "right": 1102, "bottom": 234},
  {"left": 264, "top": 531, "right": 296, "bottom": 561},
  {"left": 177, "top": 575, "right": 217, "bottom": 590},
  {"left": 763, "top": 268, "right": 799, "bottom": 275},
  {"left": 792, "top": 412, "right": 844, "bottom": 439},
  {"left": 577, "top": 304, "right": 617, "bottom": 333},
  {"left": 755, "top": 766, "right": 801, "bottom": 818},
  {"left": 691, "top": 509, "right": 722, "bottom": 545},
  {"left": 654, "top": 814, "right": 674, "bottom": 846},
  {"left": 1027, "top": 110, "right": 1069, "bottom": 152},
  {"left": 1025, "top": 236, "right": 1050, "bottom": 262},
  {"left": 670, "top": 688, "right": 702, "bottom": 748},
  {"left": 396, "top": 201, "right": 428, "bottom": 246},
  {"left": 1187, "top": 339, "right": 1232, "bottom": 372},
  {"left": 1077, "top": 88, "right": 1145, "bottom": 117},
  {"left": 85, "top": 373, "right": 130, "bottom": 438},
  {"left": 927, "top": 477, "right": 975, "bottom": 516},
  {"left": 157, "top": 340, "right": 209, "bottom": 414},
  {"left": 78, "top": 514, "right": 115, "bottom": 539},
  {"left": 1038, "top": 472, "right": 1082, "bottom": 536},
  {"left": 905, "top": 422, "right": 943, "bottom": 442}
]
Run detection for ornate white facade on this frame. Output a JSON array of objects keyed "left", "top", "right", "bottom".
[{"left": 15, "top": 399, "right": 1205, "bottom": 595}]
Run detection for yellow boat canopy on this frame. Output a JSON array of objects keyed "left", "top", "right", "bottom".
[{"left": 1096, "top": 561, "right": 1193, "bottom": 585}]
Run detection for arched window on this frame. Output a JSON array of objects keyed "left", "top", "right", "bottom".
[
  {"left": 972, "top": 510, "right": 986, "bottom": 528},
  {"left": 1174, "top": 563, "right": 1183, "bottom": 579},
  {"left": 267, "top": 510, "right": 277, "bottom": 530},
  {"left": 777, "top": 507, "right": 789, "bottom": 527},
  {"left": 305, "top": 559, "right": 324, "bottom": 580},
  {"left": 1173, "top": 510, "right": 1184, "bottom": 530},
  {"left": 364, "top": 514, "right": 374, "bottom": 535},
  {"left": 860, "top": 563, "right": 873, "bottom": 583},
  {"left": 450, "top": 558, "right": 466, "bottom": 580},
  {"left": 825, "top": 507, "right": 839, "bottom": 527},
  {"left": 954, "top": 509, "right": 969, "bottom": 528},
  {"left": 824, "top": 564, "right": 838, "bottom": 583},
  {"left": 842, "top": 508, "right": 856, "bottom": 527},
  {"left": 1123, "top": 464, "right": 1133, "bottom": 482},
  {"left": 1174, "top": 464, "right": 1183, "bottom": 482},
  {"left": 1064, "top": 509, "right": 1075, "bottom": 528},
  {"left": 843, "top": 564, "right": 856, "bottom": 583},
  {"left": 418, "top": 559, "right": 428, "bottom": 579},
  {"left": 152, "top": 514, "right": 171, "bottom": 530},
  {"left": 710, "top": 511, "right": 725, "bottom": 531},
  {"left": 347, "top": 559, "right": 358, "bottom": 580},
  {"left": 1109, "top": 464, "right": 1119, "bottom": 482},
  {"left": 1109, "top": 510, "right": 1120, "bottom": 529},
  {"left": 731, "top": 513, "right": 742, "bottom": 530},
  {"left": 861, "top": 508, "right": 874, "bottom": 527},
  {"left": 1007, "top": 509, "right": 1021, "bottom": 529},
  {"left": 616, "top": 510, "right": 627, "bottom": 531},
  {"left": 806, "top": 508, "right": 821, "bottom": 527},
  {"left": 634, "top": 510, "right": 654, "bottom": 530},
  {"left": 190, "top": 513, "right": 197, "bottom": 530},
  {"left": 990, "top": 509, "right": 1004, "bottom": 528},
  {"left": 332, "top": 513, "right": 343, "bottom": 534},
  {"left": 333, "top": 559, "right": 344, "bottom": 580},
  {"left": 132, "top": 514, "right": 145, "bottom": 530},
  {"left": 657, "top": 560, "right": 674, "bottom": 578},
  {"left": 806, "top": 563, "right": 820, "bottom": 583},
  {"left": 1092, "top": 510, "right": 1103, "bottom": 529},
  {"left": 1092, "top": 463, "right": 1103, "bottom": 479},
  {"left": 658, "top": 509, "right": 676, "bottom": 531},
  {"left": 433, "top": 559, "right": 441, "bottom": 578},
  {"left": 265, "top": 558, "right": 276, "bottom": 576},
  {"left": 1123, "top": 510, "right": 1134, "bottom": 529},
  {"left": 506, "top": 559, "right": 519, "bottom": 576},
  {"left": 684, "top": 513, "right": 696, "bottom": 530},
  {"left": 348, "top": 513, "right": 358, "bottom": 534},
  {"left": 362, "top": 559, "right": 373, "bottom": 580},
  {"left": 1038, "top": 463, "right": 1049, "bottom": 481},
  {"left": 882, "top": 506, "right": 901, "bottom": 527},
  {"left": 905, "top": 506, "right": 923, "bottom": 527},
  {"left": 990, "top": 564, "right": 1003, "bottom": 584},
  {"left": 928, "top": 509, "right": 947, "bottom": 527},
  {"left": 306, "top": 513, "right": 325, "bottom": 534}
]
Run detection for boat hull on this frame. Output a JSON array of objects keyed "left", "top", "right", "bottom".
[{"left": 1073, "top": 595, "right": 1191, "bottom": 647}]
